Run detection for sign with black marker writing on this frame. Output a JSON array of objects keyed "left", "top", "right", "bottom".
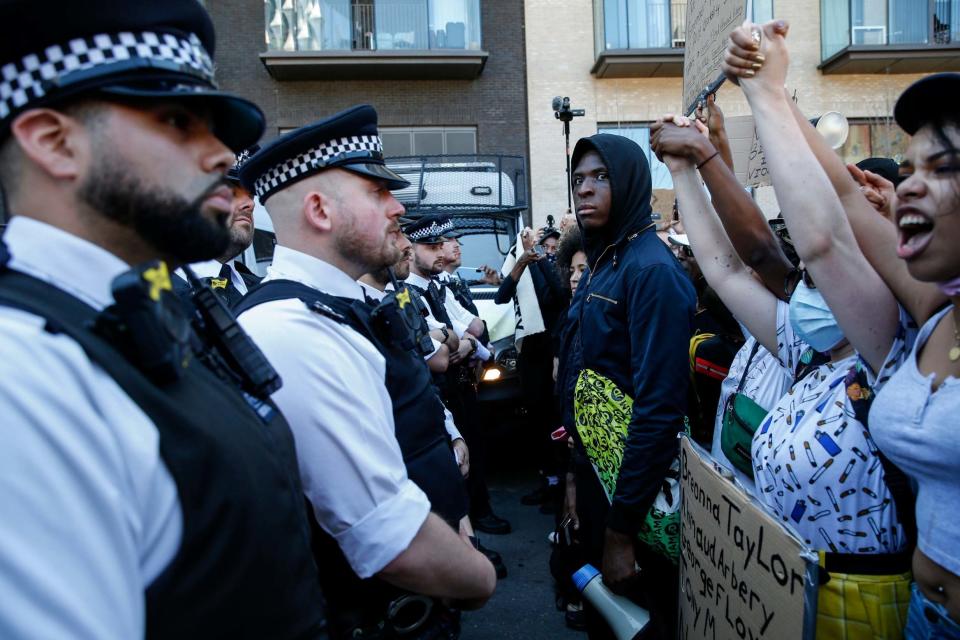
[
  {"left": 682, "top": 0, "right": 746, "bottom": 116},
  {"left": 726, "top": 115, "right": 771, "bottom": 187},
  {"left": 679, "top": 438, "right": 816, "bottom": 640}
]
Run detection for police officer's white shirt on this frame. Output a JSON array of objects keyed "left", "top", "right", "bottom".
[
  {"left": 0, "top": 217, "right": 181, "bottom": 640},
  {"left": 357, "top": 281, "right": 463, "bottom": 444},
  {"left": 238, "top": 246, "right": 431, "bottom": 579},
  {"left": 176, "top": 258, "right": 248, "bottom": 295},
  {"left": 436, "top": 271, "right": 481, "bottom": 331},
  {"left": 405, "top": 272, "right": 473, "bottom": 338}
]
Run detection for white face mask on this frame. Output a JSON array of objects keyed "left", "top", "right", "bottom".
[{"left": 788, "top": 280, "right": 845, "bottom": 353}]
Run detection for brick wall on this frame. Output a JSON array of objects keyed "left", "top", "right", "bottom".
[{"left": 206, "top": 0, "right": 530, "bottom": 217}]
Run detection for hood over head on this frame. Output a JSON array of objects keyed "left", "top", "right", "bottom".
[{"left": 571, "top": 133, "right": 653, "bottom": 264}]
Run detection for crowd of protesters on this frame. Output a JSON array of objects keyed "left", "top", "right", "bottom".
[
  {"left": 517, "top": 18, "right": 959, "bottom": 640},
  {"left": 0, "top": 0, "right": 957, "bottom": 638}
]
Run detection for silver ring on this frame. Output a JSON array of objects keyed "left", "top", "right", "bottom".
[{"left": 751, "top": 28, "right": 762, "bottom": 45}]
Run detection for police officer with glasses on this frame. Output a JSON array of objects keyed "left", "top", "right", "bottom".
[{"left": 0, "top": 1, "right": 325, "bottom": 638}]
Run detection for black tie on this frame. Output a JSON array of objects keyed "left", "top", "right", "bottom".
[{"left": 206, "top": 263, "right": 244, "bottom": 308}]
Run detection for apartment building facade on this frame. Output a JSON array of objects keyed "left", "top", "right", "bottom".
[
  {"left": 524, "top": 0, "right": 960, "bottom": 224},
  {"left": 206, "top": 0, "right": 529, "bottom": 183}
]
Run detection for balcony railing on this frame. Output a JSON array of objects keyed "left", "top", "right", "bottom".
[
  {"left": 821, "top": 0, "right": 960, "bottom": 60},
  {"left": 265, "top": 0, "right": 481, "bottom": 52}
]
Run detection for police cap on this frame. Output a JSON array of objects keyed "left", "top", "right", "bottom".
[
  {"left": 404, "top": 214, "right": 458, "bottom": 244},
  {"left": 226, "top": 145, "right": 261, "bottom": 185},
  {"left": 238, "top": 104, "right": 410, "bottom": 203},
  {"left": 0, "top": 0, "right": 265, "bottom": 152}
]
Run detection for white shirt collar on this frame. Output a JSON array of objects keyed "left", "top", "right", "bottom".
[
  {"left": 265, "top": 245, "right": 366, "bottom": 302},
  {"left": 438, "top": 271, "right": 452, "bottom": 282},
  {"left": 183, "top": 259, "right": 248, "bottom": 295},
  {"left": 4, "top": 217, "right": 131, "bottom": 310},
  {"left": 186, "top": 259, "right": 224, "bottom": 279},
  {"left": 358, "top": 281, "right": 387, "bottom": 302},
  {"left": 405, "top": 272, "right": 433, "bottom": 290}
]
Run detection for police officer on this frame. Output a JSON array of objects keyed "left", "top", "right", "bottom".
[
  {"left": 0, "top": 1, "right": 324, "bottom": 637},
  {"left": 174, "top": 146, "right": 262, "bottom": 306},
  {"left": 405, "top": 217, "right": 510, "bottom": 535},
  {"left": 233, "top": 105, "right": 496, "bottom": 639}
]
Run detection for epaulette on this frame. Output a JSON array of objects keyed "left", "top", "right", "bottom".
[{"left": 307, "top": 300, "right": 347, "bottom": 323}]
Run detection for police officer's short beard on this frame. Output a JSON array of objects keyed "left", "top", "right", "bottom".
[
  {"left": 221, "top": 222, "right": 254, "bottom": 263},
  {"left": 77, "top": 157, "right": 231, "bottom": 264},
  {"left": 367, "top": 266, "right": 391, "bottom": 287}
]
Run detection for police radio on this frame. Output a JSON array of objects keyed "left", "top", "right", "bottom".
[
  {"left": 98, "top": 260, "right": 192, "bottom": 385},
  {"left": 371, "top": 268, "right": 435, "bottom": 358},
  {"left": 181, "top": 265, "right": 282, "bottom": 399}
]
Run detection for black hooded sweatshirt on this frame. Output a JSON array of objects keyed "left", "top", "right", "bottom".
[{"left": 572, "top": 133, "right": 696, "bottom": 537}]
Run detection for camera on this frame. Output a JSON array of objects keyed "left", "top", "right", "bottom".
[{"left": 552, "top": 96, "right": 585, "bottom": 123}]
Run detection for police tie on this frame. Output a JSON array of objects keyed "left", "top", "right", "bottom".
[{"left": 206, "top": 263, "right": 244, "bottom": 308}]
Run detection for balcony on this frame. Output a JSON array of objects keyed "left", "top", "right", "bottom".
[
  {"left": 592, "top": 0, "right": 687, "bottom": 77},
  {"left": 819, "top": 0, "right": 960, "bottom": 74},
  {"left": 261, "top": 0, "right": 487, "bottom": 80}
]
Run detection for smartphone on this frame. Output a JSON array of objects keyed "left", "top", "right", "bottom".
[{"left": 533, "top": 245, "right": 545, "bottom": 257}]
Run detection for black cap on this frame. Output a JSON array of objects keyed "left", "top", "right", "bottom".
[
  {"left": 239, "top": 104, "right": 409, "bottom": 202},
  {"left": 856, "top": 157, "right": 902, "bottom": 186},
  {"left": 0, "top": 0, "right": 264, "bottom": 152},
  {"left": 404, "top": 214, "right": 458, "bottom": 244},
  {"left": 226, "top": 144, "right": 260, "bottom": 185},
  {"left": 539, "top": 228, "right": 561, "bottom": 243},
  {"left": 894, "top": 73, "right": 960, "bottom": 135}
]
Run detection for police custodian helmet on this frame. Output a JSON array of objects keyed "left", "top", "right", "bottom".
[{"left": 0, "top": 0, "right": 264, "bottom": 152}]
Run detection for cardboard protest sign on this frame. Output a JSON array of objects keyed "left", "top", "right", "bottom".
[
  {"left": 725, "top": 115, "right": 771, "bottom": 187},
  {"left": 682, "top": 0, "right": 746, "bottom": 116},
  {"left": 679, "top": 438, "right": 817, "bottom": 640},
  {"left": 651, "top": 188, "right": 676, "bottom": 228}
]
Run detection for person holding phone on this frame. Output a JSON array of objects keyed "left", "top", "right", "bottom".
[{"left": 495, "top": 226, "right": 569, "bottom": 510}]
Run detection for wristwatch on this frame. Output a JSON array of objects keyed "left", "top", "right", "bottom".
[{"left": 439, "top": 327, "right": 450, "bottom": 344}]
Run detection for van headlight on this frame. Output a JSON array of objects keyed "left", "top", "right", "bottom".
[{"left": 481, "top": 367, "right": 502, "bottom": 382}]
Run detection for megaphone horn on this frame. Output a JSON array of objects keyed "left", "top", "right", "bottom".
[{"left": 810, "top": 111, "right": 849, "bottom": 150}]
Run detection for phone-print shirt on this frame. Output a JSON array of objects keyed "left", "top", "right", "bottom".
[{"left": 751, "top": 302, "right": 914, "bottom": 555}]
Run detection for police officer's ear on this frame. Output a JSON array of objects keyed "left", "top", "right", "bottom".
[
  {"left": 8, "top": 106, "right": 95, "bottom": 185},
  {"left": 301, "top": 190, "right": 333, "bottom": 233}
]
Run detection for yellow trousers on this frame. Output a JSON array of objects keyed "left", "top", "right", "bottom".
[{"left": 816, "top": 556, "right": 912, "bottom": 640}]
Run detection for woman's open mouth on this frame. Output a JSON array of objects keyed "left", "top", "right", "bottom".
[{"left": 896, "top": 208, "right": 935, "bottom": 260}]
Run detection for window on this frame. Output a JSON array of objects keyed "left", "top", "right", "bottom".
[
  {"left": 380, "top": 127, "right": 477, "bottom": 156},
  {"left": 597, "top": 124, "right": 674, "bottom": 189},
  {"left": 596, "top": 0, "right": 680, "bottom": 51},
  {"left": 594, "top": 0, "right": 774, "bottom": 52},
  {"left": 838, "top": 118, "right": 910, "bottom": 165},
  {"left": 821, "top": 0, "right": 959, "bottom": 60},
  {"left": 264, "top": 0, "right": 482, "bottom": 52}
]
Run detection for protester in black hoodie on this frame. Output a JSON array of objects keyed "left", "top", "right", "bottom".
[{"left": 570, "top": 134, "right": 696, "bottom": 640}]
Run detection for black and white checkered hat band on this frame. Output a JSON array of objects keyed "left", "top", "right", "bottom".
[
  {"left": 254, "top": 135, "right": 384, "bottom": 199},
  {"left": 0, "top": 31, "right": 214, "bottom": 120},
  {"left": 408, "top": 219, "right": 454, "bottom": 242}
]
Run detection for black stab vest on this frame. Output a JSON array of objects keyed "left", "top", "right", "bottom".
[
  {"left": 236, "top": 280, "right": 468, "bottom": 636},
  {"left": 407, "top": 279, "right": 453, "bottom": 329},
  {"left": 236, "top": 280, "right": 468, "bottom": 526},
  {"left": 0, "top": 268, "right": 324, "bottom": 640}
]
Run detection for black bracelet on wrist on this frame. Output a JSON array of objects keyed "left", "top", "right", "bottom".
[{"left": 696, "top": 150, "right": 720, "bottom": 170}]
